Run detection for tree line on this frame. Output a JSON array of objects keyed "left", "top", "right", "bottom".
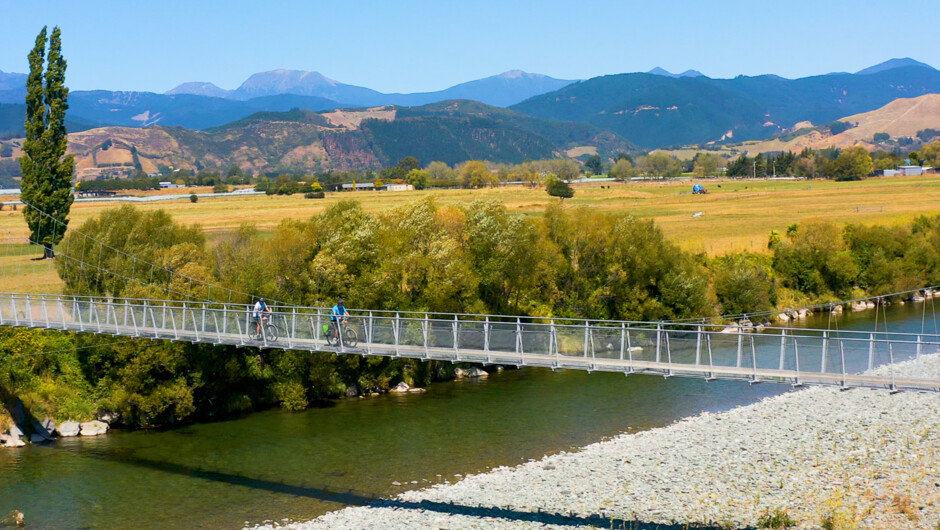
[{"left": 5, "top": 200, "right": 940, "bottom": 429}]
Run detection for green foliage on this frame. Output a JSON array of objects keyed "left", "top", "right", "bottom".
[
  {"left": 404, "top": 168, "right": 429, "bottom": 190},
  {"left": 757, "top": 507, "right": 796, "bottom": 529},
  {"left": 545, "top": 174, "right": 574, "bottom": 199},
  {"left": 826, "top": 146, "right": 873, "bottom": 181},
  {"left": 20, "top": 26, "right": 75, "bottom": 255},
  {"left": 637, "top": 152, "right": 682, "bottom": 178},
  {"left": 827, "top": 121, "right": 853, "bottom": 135},
  {"left": 459, "top": 160, "right": 496, "bottom": 188},
  {"left": 872, "top": 132, "right": 890, "bottom": 142},
  {"left": 189, "top": 193, "right": 198, "bottom": 203},
  {"left": 212, "top": 182, "right": 229, "bottom": 193},
  {"left": 584, "top": 154, "right": 603, "bottom": 174},
  {"left": 608, "top": 158, "right": 636, "bottom": 181},
  {"left": 713, "top": 254, "right": 775, "bottom": 315}
]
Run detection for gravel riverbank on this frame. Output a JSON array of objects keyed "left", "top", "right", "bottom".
[{"left": 256, "top": 355, "right": 940, "bottom": 529}]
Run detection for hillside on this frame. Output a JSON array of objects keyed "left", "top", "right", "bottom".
[
  {"left": 512, "top": 65, "right": 940, "bottom": 148},
  {"left": 721, "top": 93, "right": 940, "bottom": 155},
  {"left": 38, "top": 101, "right": 631, "bottom": 179}
]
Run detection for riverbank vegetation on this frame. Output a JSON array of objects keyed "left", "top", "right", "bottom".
[{"left": 4, "top": 197, "right": 940, "bottom": 430}]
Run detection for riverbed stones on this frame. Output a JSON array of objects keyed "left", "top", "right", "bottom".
[
  {"left": 57, "top": 421, "right": 80, "bottom": 437},
  {"left": 466, "top": 368, "right": 488, "bottom": 378},
  {"left": 79, "top": 420, "right": 109, "bottom": 436},
  {"left": 263, "top": 353, "right": 940, "bottom": 530}
]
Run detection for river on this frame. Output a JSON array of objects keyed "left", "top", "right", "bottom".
[{"left": 0, "top": 302, "right": 936, "bottom": 529}]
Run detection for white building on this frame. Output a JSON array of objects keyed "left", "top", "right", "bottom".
[{"left": 382, "top": 183, "right": 414, "bottom": 192}]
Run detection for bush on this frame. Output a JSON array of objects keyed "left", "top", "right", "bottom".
[
  {"left": 189, "top": 194, "right": 198, "bottom": 203},
  {"left": 304, "top": 191, "right": 325, "bottom": 199},
  {"left": 212, "top": 183, "right": 230, "bottom": 194},
  {"left": 758, "top": 508, "right": 796, "bottom": 529}
]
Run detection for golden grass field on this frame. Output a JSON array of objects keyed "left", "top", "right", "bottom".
[{"left": 3, "top": 174, "right": 940, "bottom": 293}]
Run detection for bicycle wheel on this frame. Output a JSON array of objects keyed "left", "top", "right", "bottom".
[
  {"left": 265, "top": 324, "right": 279, "bottom": 342},
  {"left": 343, "top": 326, "right": 359, "bottom": 348},
  {"left": 324, "top": 323, "right": 337, "bottom": 347}
]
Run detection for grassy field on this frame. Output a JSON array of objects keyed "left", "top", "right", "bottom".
[{"left": 3, "top": 174, "right": 940, "bottom": 294}]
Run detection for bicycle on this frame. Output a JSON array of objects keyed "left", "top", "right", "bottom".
[
  {"left": 323, "top": 318, "right": 358, "bottom": 348},
  {"left": 252, "top": 314, "right": 280, "bottom": 342}
]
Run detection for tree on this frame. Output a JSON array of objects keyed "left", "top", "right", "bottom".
[
  {"left": 544, "top": 174, "right": 574, "bottom": 200},
  {"left": 826, "top": 146, "right": 873, "bottom": 181},
  {"left": 584, "top": 155, "right": 603, "bottom": 175},
  {"left": 426, "top": 161, "right": 455, "bottom": 183},
  {"left": 459, "top": 161, "right": 495, "bottom": 188},
  {"left": 637, "top": 153, "right": 681, "bottom": 178},
  {"left": 873, "top": 132, "right": 890, "bottom": 142},
  {"left": 20, "top": 26, "right": 74, "bottom": 259},
  {"left": 397, "top": 156, "right": 420, "bottom": 173},
  {"left": 404, "top": 168, "right": 429, "bottom": 190},
  {"left": 692, "top": 153, "right": 723, "bottom": 177},
  {"left": 608, "top": 158, "right": 636, "bottom": 181}
]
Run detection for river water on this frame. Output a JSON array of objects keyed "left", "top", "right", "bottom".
[{"left": 0, "top": 302, "right": 936, "bottom": 529}]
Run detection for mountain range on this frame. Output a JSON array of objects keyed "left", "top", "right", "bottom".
[
  {"left": 50, "top": 100, "right": 630, "bottom": 179},
  {"left": 1, "top": 58, "right": 939, "bottom": 150},
  {"left": 512, "top": 60, "right": 940, "bottom": 147}
]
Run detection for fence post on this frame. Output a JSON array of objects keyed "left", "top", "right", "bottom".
[
  {"left": 423, "top": 314, "right": 430, "bottom": 359},
  {"left": 168, "top": 302, "right": 178, "bottom": 340},
  {"left": 626, "top": 326, "right": 635, "bottom": 373},
  {"left": 41, "top": 295, "right": 50, "bottom": 328},
  {"left": 213, "top": 310, "right": 221, "bottom": 344},
  {"left": 551, "top": 319, "right": 558, "bottom": 368},
  {"left": 793, "top": 338, "right": 802, "bottom": 387},
  {"left": 394, "top": 312, "right": 400, "bottom": 357},
  {"left": 655, "top": 322, "right": 662, "bottom": 364},
  {"left": 366, "top": 311, "right": 374, "bottom": 355},
  {"left": 735, "top": 331, "right": 743, "bottom": 368},
  {"left": 57, "top": 298, "right": 66, "bottom": 330},
  {"left": 820, "top": 331, "right": 829, "bottom": 373},
  {"left": 705, "top": 332, "right": 715, "bottom": 380},
  {"left": 288, "top": 308, "right": 296, "bottom": 349},
  {"left": 517, "top": 317, "right": 524, "bottom": 364},
  {"left": 453, "top": 315, "right": 459, "bottom": 359},
  {"left": 26, "top": 295, "right": 34, "bottom": 328},
  {"left": 664, "top": 329, "right": 673, "bottom": 377},
  {"left": 583, "top": 321, "right": 590, "bottom": 358},
  {"left": 778, "top": 329, "right": 787, "bottom": 371},
  {"left": 484, "top": 316, "right": 490, "bottom": 358},
  {"left": 190, "top": 305, "right": 200, "bottom": 342},
  {"left": 839, "top": 338, "right": 848, "bottom": 389},
  {"left": 694, "top": 324, "right": 702, "bottom": 366},
  {"left": 750, "top": 335, "right": 758, "bottom": 382},
  {"left": 867, "top": 332, "right": 874, "bottom": 372},
  {"left": 620, "top": 323, "right": 627, "bottom": 362}
]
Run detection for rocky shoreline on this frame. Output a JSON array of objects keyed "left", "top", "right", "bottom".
[
  {"left": 1, "top": 416, "right": 110, "bottom": 448},
  {"left": 256, "top": 354, "right": 940, "bottom": 529}
]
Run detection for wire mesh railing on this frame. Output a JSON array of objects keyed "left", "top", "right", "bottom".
[{"left": 1, "top": 292, "right": 939, "bottom": 392}]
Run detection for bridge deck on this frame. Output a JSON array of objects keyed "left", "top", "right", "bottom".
[{"left": 2, "top": 293, "right": 939, "bottom": 392}]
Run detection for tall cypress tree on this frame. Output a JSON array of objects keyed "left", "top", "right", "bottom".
[{"left": 20, "top": 26, "right": 74, "bottom": 259}]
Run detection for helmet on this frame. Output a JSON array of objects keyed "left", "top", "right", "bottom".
[
  {"left": 259, "top": 298, "right": 265, "bottom": 302},
  {"left": 338, "top": 299, "right": 345, "bottom": 305}
]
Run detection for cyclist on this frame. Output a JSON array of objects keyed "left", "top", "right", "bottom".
[
  {"left": 253, "top": 297, "right": 272, "bottom": 336},
  {"left": 330, "top": 299, "right": 349, "bottom": 342}
]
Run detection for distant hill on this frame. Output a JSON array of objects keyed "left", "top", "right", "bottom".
[
  {"left": 171, "top": 68, "right": 577, "bottom": 108},
  {"left": 165, "top": 82, "right": 231, "bottom": 98},
  {"left": 728, "top": 93, "right": 940, "bottom": 155},
  {"left": 647, "top": 67, "right": 705, "bottom": 78},
  {"left": 43, "top": 101, "right": 632, "bottom": 179},
  {"left": 855, "top": 57, "right": 935, "bottom": 75},
  {"left": 512, "top": 64, "right": 940, "bottom": 147}
]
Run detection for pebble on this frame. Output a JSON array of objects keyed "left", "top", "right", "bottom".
[{"left": 253, "top": 354, "right": 940, "bottom": 530}]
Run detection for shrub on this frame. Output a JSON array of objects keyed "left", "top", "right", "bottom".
[
  {"left": 757, "top": 508, "right": 796, "bottom": 529},
  {"left": 304, "top": 191, "right": 325, "bottom": 199},
  {"left": 189, "top": 194, "right": 198, "bottom": 203},
  {"left": 212, "top": 183, "right": 229, "bottom": 193}
]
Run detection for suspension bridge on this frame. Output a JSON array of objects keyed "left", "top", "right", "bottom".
[
  {"left": 1, "top": 292, "right": 939, "bottom": 392},
  {"left": 2, "top": 199, "right": 940, "bottom": 393}
]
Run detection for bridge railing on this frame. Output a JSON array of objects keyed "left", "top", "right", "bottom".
[{"left": 1, "top": 292, "right": 938, "bottom": 392}]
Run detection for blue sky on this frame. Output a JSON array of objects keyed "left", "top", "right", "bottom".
[{"left": 0, "top": 0, "right": 936, "bottom": 93}]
